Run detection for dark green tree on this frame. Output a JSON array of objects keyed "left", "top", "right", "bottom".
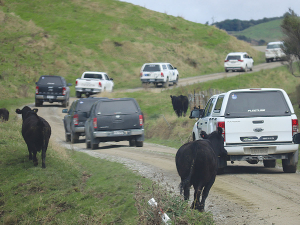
[{"left": 281, "top": 8, "right": 300, "bottom": 76}]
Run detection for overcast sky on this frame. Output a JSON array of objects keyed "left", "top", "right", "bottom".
[{"left": 120, "top": 0, "right": 299, "bottom": 24}]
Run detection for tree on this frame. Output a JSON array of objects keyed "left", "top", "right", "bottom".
[{"left": 281, "top": 8, "right": 300, "bottom": 76}]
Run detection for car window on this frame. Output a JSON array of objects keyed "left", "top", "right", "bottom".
[
  {"left": 38, "top": 76, "right": 63, "bottom": 85},
  {"left": 227, "top": 55, "right": 241, "bottom": 60},
  {"left": 168, "top": 64, "right": 174, "bottom": 70},
  {"left": 69, "top": 101, "right": 77, "bottom": 114},
  {"left": 162, "top": 65, "right": 167, "bottom": 70},
  {"left": 203, "top": 98, "right": 215, "bottom": 117},
  {"left": 84, "top": 73, "right": 103, "bottom": 79},
  {"left": 213, "top": 96, "right": 224, "bottom": 113},
  {"left": 267, "top": 44, "right": 282, "bottom": 49},
  {"left": 225, "top": 91, "right": 291, "bottom": 118},
  {"left": 104, "top": 74, "right": 109, "bottom": 80},
  {"left": 96, "top": 100, "right": 138, "bottom": 115},
  {"left": 143, "top": 65, "right": 161, "bottom": 72},
  {"left": 76, "top": 100, "right": 99, "bottom": 112}
]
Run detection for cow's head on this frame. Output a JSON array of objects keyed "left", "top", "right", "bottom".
[
  {"left": 200, "top": 127, "right": 227, "bottom": 157},
  {"left": 16, "top": 106, "right": 38, "bottom": 120}
]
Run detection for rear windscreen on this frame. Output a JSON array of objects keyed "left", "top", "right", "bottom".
[
  {"left": 225, "top": 91, "right": 291, "bottom": 118},
  {"left": 227, "top": 55, "right": 241, "bottom": 60},
  {"left": 38, "top": 76, "right": 63, "bottom": 85},
  {"left": 97, "top": 100, "right": 138, "bottom": 114},
  {"left": 267, "top": 44, "right": 282, "bottom": 49},
  {"left": 84, "top": 73, "right": 103, "bottom": 79},
  {"left": 76, "top": 100, "right": 98, "bottom": 112},
  {"left": 143, "top": 65, "right": 161, "bottom": 72}
]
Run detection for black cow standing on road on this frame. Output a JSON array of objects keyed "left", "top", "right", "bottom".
[
  {"left": 175, "top": 127, "right": 227, "bottom": 211},
  {"left": 170, "top": 95, "right": 189, "bottom": 117},
  {"left": 16, "top": 106, "right": 51, "bottom": 168},
  {"left": 0, "top": 108, "right": 9, "bottom": 121}
]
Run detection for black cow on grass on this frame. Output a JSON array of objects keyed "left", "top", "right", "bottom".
[
  {"left": 175, "top": 127, "right": 227, "bottom": 211},
  {"left": 16, "top": 106, "right": 51, "bottom": 168},
  {"left": 170, "top": 95, "right": 189, "bottom": 117},
  {"left": 0, "top": 108, "right": 9, "bottom": 121}
]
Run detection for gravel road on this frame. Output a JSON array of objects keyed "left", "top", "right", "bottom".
[{"left": 32, "top": 60, "right": 300, "bottom": 225}]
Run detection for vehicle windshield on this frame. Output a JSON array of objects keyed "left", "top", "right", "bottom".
[
  {"left": 225, "top": 91, "right": 291, "bottom": 118},
  {"left": 84, "top": 73, "right": 103, "bottom": 79},
  {"left": 96, "top": 100, "right": 138, "bottom": 114},
  {"left": 77, "top": 100, "right": 98, "bottom": 112},
  {"left": 267, "top": 44, "right": 282, "bottom": 49},
  {"left": 143, "top": 65, "right": 161, "bottom": 72},
  {"left": 38, "top": 76, "right": 63, "bottom": 85},
  {"left": 227, "top": 55, "right": 241, "bottom": 60}
]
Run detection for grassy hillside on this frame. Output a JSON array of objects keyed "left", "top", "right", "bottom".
[
  {"left": 0, "top": 0, "right": 263, "bottom": 100},
  {"left": 230, "top": 19, "right": 284, "bottom": 44}
]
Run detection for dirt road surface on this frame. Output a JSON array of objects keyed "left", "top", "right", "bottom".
[{"left": 32, "top": 61, "right": 300, "bottom": 225}]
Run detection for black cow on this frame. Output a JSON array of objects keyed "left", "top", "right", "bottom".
[
  {"left": 175, "top": 127, "right": 227, "bottom": 211},
  {"left": 0, "top": 108, "right": 9, "bottom": 121},
  {"left": 16, "top": 106, "right": 51, "bottom": 168},
  {"left": 170, "top": 95, "right": 189, "bottom": 117}
]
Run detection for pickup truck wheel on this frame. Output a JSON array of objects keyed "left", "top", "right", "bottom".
[
  {"left": 282, "top": 164, "right": 297, "bottom": 173},
  {"left": 76, "top": 91, "right": 81, "bottom": 98},
  {"left": 129, "top": 139, "right": 136, "bottom": 147},
  {"left": 65, "top": 133, "right": 71, "bottom": 142},
  {"left": 136, "top": 141, "right": 143, "bottom": 147},
  {"left": 282, "top": 150, "right": 298, "bottom": 173},
  {"left": 62, "top": 100, "right": 67, "bottom": 107},
  {"left": 90, "top": 134, "right": 98, "bottom": 149},
  {"left": 71, "top": 131, "right": 79, "bottom": 144},
  {"left": 35, "top": 100, "right": 42, "bottom": 107},
  {"left": 85, "top": 139, "right": 91, "bottom": 149},
  {"left": 263, "top": 160, "right": 276, "bottom": 168},
  {"left": 174, "top": 76, "right": 179, "bottom": 85},
  {"left": 163, "top": 78, "right": 169, "bottom": 88}
]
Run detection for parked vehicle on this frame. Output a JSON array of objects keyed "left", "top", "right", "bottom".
[
  {"left": 265, "top": 41, "right": 286, "bottom": 63},
  {"left": 75, "top": 71, "right": 114, "bottom": 98},
  {"left": 140, "top": 62, "right": 179, "bottom": 87},
  {"left": 189, "top": 88, "right": 299, "bottom": 173},
  {"left": 224, "top": 52, "right": 254, "bottom": 72},
  {"left": 85, "top": 98, "right": 144, "bottom": 149},
  {"left": 62, "top": 97, "right": 106, "bottom": 143},
  {"left": 35, "top": 75, "right": 72, "bottom": 107}
]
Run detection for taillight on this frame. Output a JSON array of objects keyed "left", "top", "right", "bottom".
[
  {"left": 73, "top": 114, "right": 79, "bottom": 126},
  {"left": 140, "top": 72, "right": 143, "bottom": 77},
  {"left": 139, "top": 114, "right": 143, "bottom": 126},
  {"left": 93, "top": 118, "right": 97, "bottom": 129},
  {"left": 292, "top": 119, "right": 298, "bottom": 136},
  {"left": 217, "top": 121, "right": 225, "bottom": 141},
  {"left": 238, "top": 60, "right": 244, "bottom": 62},
  {"left": 161, "top": 72, "right": 164, "bottom": 77},
  {"left": 224, "top": 60, "right": 229, "bottom": 62},
  {"left": 35, "top": 86, "right": 39, "bottom": 94},
  {"left": 62, "top": 87, "right": 66, "bottom": 95},
  {"left": 75, "top": 80, "right": 78, "bottom": 86},
  {"left": 99, "top": 81, "right": 102, "bottom": 87}
]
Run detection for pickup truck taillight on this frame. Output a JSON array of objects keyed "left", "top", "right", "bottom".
[
  {"left": 139, "top": 114, "right": 143, "bottom": 126},
  {"left": 292, "top": 119, "right": 298, "bottom": 136},
  {"left": 224, "top": 60, "right": 229, "bottom": 62},
  {"left": 62, "top": 87, "right": 66, "bottom": 95},
  {"left": 75, "top": 80, "right": 78, "bottom": 86},
  {"left": 217, "top": 121, "right": 225, "bottom": 141},
  {"left": 238, "top": 60, "right": 244, "bottom": 62},
  {"left": 99, "top": 81, "right": 102, "bottom": 87},
  {"left": 73, "top": 114, "right": 79, "bottom": 126},
  {"left": 93, "top": 118, "right": 97, "bottom": 129},
  {"left": 161, "top": 72, "right": 164, "bottom": 77},
  {"left": 35, "top": 86, "right": 39, "bottom": 94},
  {"left": 140, "top": 72, "right": 143, "bottom": 77}
]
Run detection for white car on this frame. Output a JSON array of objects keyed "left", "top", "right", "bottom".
[
  {"left": 265, "top": 41, "right": 286, "bottom": 63},
  {"left": 140, "top": 62, "right": 179, "bottom": 87},
  {"left": 224, "top": 52, "right": 254, "bottom": 72}
]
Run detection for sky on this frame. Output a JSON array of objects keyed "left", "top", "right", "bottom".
[{"left": 120, "top": 0, "right": 299, "bottom": 24}]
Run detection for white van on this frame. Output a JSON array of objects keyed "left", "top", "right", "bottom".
[
  {"left": 265, "top": 41, "right": 286, "bottom": 63},
  {"left": 190, "top": 88, "right": 299, "bottom": 173}
]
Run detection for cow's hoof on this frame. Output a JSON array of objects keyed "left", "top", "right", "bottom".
[
  {"left": 33, "top": 161, "right": 38, "bottom": 166},
  {"left": 42, "top": 164, "right": 46, "bottom": 169}
]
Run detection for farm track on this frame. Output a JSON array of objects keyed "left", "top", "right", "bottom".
[{"left": 35, "top": 60, "right": 300, "bottom": 225}]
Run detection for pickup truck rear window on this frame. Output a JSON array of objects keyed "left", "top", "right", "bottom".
[
  {"left": 225, "top": 91, "right": 291, "bottom": 118},
  {"left": 77, "top": 100, "right": 97, "bottom": 112},
  {"left": 96, "top": 100, "right": 138, "bottom": 115},
  {"left": 84, "top": 74, "right": 103, "bottom": 79},
  {"left": 143, "top": 65, "right": 161, "bottom": 72},
  {"left": 38, "top": 77, "right": 63, "bottom": 85}
]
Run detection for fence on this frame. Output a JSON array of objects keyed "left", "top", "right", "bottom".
[{"left": 188, "top": 89, "right": 222, "bottom": 110}]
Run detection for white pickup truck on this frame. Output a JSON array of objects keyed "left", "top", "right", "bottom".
[
  {"left": 189, "top": 88, "right": 299, "bottom": 173},
  {"left": 75, "top": 71, "right": 114, "bottom": 98}
]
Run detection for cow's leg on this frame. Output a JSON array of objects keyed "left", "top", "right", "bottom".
[
  {"left": 191, "top": 184, "right": 202, "bottom": 209},
  {"left": 198, "top": 176, "right": 216, "bottom": 212},
  {"left": 32, "top": 151, "right": 38, "bottom": 166},
  {"left": 41, "top": 140, "right": 49, "bottom": 169},
  {"left": 183, "top": 184, "right": 190, "bottom": 201}
]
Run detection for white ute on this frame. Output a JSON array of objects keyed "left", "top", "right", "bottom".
[
  {"left": 75, "top": 71, "right": 114, "bottom": 98},
  {"left": 190, "top": 88, "right": 299, "bottom": 173}
]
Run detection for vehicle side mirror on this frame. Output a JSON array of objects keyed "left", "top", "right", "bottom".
[
  {"left": 189, "top": 108, "right": 204, "bottom": 119},
  {"left": 110, "top": 78, "right": 113, "bottom": 81},
  {"left": 293, "top": 133, "right": 300, "bottom": 144},
  {"left": 67, "top": 83, "right": 72, "bottom": 86},
  {"left": 62, "top": 109, "right": 68, "bottom": 113}
]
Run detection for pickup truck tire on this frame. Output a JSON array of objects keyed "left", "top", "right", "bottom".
[
  {"left": 62, "top": 100, "right": 67, "bottom": 108},
  {"left": 136, "top": 141, "right": 143, "bottom": 147},
  {"left": 129, "top": 140, "right": 136, "bottom": 147},
  {"left": 263, "top": 160, "right": 276, "bottom": 168},
  {"left": 35, "top": 100, "right": 42, "bottom": 107},
  {"left": 65, "top": 133, "right": 71, "bottom": 142},
  {"left": 85, "top": 138, "right": 91, "bottom": 149},
  {"left": 90, "top": 134, "right": 98, "bottom": 149},
  {"left": 76, "top": 91, "right": 81, "bottom": 98},
  {"left": 71, "top": 131, "right": 79, "bottom": 144},
  {"left": 163, "top": 78, "right": 169, "bottom": 88}
]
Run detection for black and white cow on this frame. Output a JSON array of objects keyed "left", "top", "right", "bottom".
[
  {"left": 16, "top": 106, "right": 51, "bottom": 168},
  {"left": 170, "top": 95, "right": 189, "bottom": 117},
  {"left": 0, "top": 108, "right": 9, "bottom": 121},
  {"left": 175, "top": 127, "right": 227, "bottom": 211}
]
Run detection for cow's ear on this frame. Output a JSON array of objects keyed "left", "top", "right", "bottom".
[
  {"left": 33, "top": 108, "right": 38, "bottom": 113},
  {"left": 217, "top": 127, "right": 223, "bottom": 135},
  {"left": 16, "top": 109, "right": 21, "bottom": 114},
  {"left": 170, "top": 95, "right": 173, "bottom": 99}
]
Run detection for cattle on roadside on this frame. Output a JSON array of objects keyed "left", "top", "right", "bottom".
[
  {"left": 0, "top": 108, "right": 9, "bottom": 121},
  {"left": 170, "top": 95, "right": 189, "bottom": 117},
  {"left": 16, "top": 106, "right": 51, "bottom": 168},
  {"left": 175, "top": 127, "right": 227, "bottom": 211}
]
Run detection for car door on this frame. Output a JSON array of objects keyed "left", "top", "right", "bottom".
[
  {"left": 65, "top": 101, "right": 76, "bottom": 133},
  {"left": 104, "top": 74, "right": 112, "bottom": 91},
  {"left": 197, "top": 97, "right": 216, "bottom": 135},
  {"left": 167, "top": 64, "right": 176, "bottom": 81}
]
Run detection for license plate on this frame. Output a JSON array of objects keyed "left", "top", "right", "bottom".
[
  {"left": 250, "top": 148, "right": 268, "bottom": 155},
  {"left": 144, "top": 74, "right": 149, "bottom": 76},
  {"left": 85, "top": 88, "right": 91, "bottom": 91},
  {"left": 114, "top": 131, "right": 124, "bottom": 135},
  {"left": 150, "top": 79, "right": 155, "bottom": 82},
  {"left": 47, "top": 95, "right": 54, "bottom": 99}
]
